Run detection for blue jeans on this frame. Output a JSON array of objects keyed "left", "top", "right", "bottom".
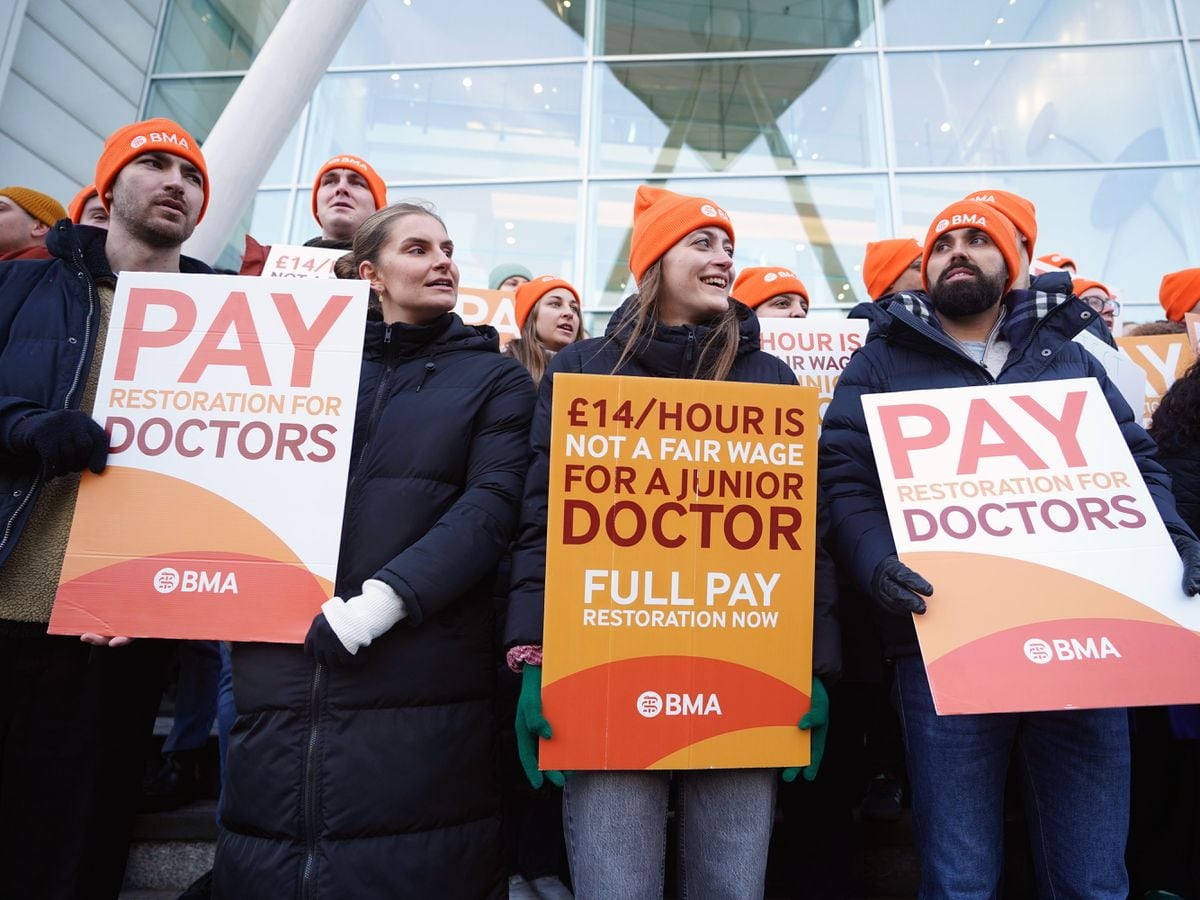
[
  {"left": 563, "top": 769, "right": 776, "bottom": 899},
  {"left": 895, "top": 655, "right": 1129, "bottom": 899},
  {"left": 162, "top": 640, "right": 220, "bottom": 753}
]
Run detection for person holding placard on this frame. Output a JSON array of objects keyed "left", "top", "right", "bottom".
[
  {"left": 0, "top": 116, "right": 212, "bottom": 900},
  {"left": 214, "top": 201, "right": 535, "bottom": 899},
  {"left": 239, "top": 153, "right": 386, "bottom": 275},
  {"left": 733, "top": 266, "right": 810, "bottom": 318},
  {"left": 819, "top": 199, "right": 1200, "bottom": 899},
  {"left": 505, "top": 185, "right": 841, "bottom": 899}
]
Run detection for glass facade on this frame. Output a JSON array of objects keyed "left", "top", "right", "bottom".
[{"left": 145, "top": 0, "right": 1200, "bottom": 327}]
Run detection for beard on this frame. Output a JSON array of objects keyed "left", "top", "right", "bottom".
[
  {"left": 109, "top": 190, "right": 197, "bottom": 249},
  {"left": 929, "top": 261, "right": 1006, "bottom": 320}
]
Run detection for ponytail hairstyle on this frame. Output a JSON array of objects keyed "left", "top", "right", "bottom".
[
  {"left": 610, "top": 259, "right": 741, "bottom": 382},
  {"left": 350, "top": 200, "right": 449, "bottom": 315}
]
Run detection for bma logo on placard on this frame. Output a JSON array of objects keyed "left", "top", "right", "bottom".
[
  {"left": 152, "top": 567, "right": 239, "bottom": 595},
  {"left": 635, "top": 691, "right": 723, "bottom": 718},
  {"left": 1023, "top": 636, "right": 1120, "bottom": 663}
]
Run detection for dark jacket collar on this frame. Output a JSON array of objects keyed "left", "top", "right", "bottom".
[
  {"left": 45, "top": 218, "right": 213, "bottom": 277},
  {"left": 870, "top": 284, "right": 1081, "bottom": 354},
  {"left": 602, "top": 293, "right": 761, "bottom": 378},
  {"left": 363, "top": 311, "right": 499, "bottom": 361}
]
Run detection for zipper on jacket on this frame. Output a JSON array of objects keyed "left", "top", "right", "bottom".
[
  {"left": 0, "top": 236, "right": 94, "bottom": 555},
  {"left": 679, "top": 329, "right": 696, "bottom": 376},
  {"left": 299, "top": 661, "right": 324, "bottom": 899}
]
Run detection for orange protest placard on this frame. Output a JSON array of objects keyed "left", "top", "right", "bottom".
[
  {"left": 540, "top": 373, "right": 819, "bottom": 770},
  {"left": 456, "top": 287, "right": 518, "bottom": 346},
  {"left": 1116, "top": 333, "right": 1195, "bottom": 427}
]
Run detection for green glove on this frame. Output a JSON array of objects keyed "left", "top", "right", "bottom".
[
  {"left": 514, "top": 665, "right": 565, "bottom": 789},
  {"left": 782, "top": 676, "right": 829, "bottom": 783}
]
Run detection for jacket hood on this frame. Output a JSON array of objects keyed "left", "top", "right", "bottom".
[
  {"left": 45, "top": 219, "right": 213, "bottom": 276},
  {"left": 602, "top": 293, "right": 762, "bottom": 377}
]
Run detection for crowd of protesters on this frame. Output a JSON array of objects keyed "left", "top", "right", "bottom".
[{"left": 1, "top": 114, "right": 1199, "bottom": 900}]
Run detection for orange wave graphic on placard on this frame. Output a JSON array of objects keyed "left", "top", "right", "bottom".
[
  {"left": 59, "top": 466, "right": 311, "bottom": 579},
  {"left": 50, "top": 466, "right": 332, "bottom": 643},
  {"left": 52, "top": 550, "right": 329, "bottom": 642},
  {"left": 904, "top": 551, "right": 1183, "bottom": 663},
  {"left": 925, "top": 617, "right": 1200, "bottom": 714},
  {"left": 540, "top": 656, "right": 807, "bottom": 770}
]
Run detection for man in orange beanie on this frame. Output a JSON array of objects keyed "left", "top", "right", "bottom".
[
  {"left": 68, "top": 184, "right": 109, "bottom": 229},
  {"left": 961, "top": 188, "right": 1037, "bottom": 288},
  {"left": 863, "top": 238, "right": 922, "bottom": 301},
  {"left": 1038, "top": 252, "right": 1077, "bottom": 273},
  {"left": 821, "top": 197, "right": 1200, "bottom": 900},
  {"left": 0, "top": 187, "right": 66, "bottom": 260},
  {"left": 240, "top": 153, "right": 385, "bottom": 275},
  {"left": 0, "top": 116, "right": 212, "bottom": 899},
  {"left": 1159, "top": 268, "right": 1200, "bottom": 323}
]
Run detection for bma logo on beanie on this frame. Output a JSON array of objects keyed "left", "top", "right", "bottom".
[
  {"left": 762, "top": 269, "right": 796, "bottom": 284},
  {"left": 699, "top": 203, "right": 730, "bottom": 221},
  {"left": 935, "top": 213, "right": 988, "bottom": 235},
  {"left": 965, "top": 193, "right": 995, "bottom": 204},
  {"left": 131, "top": 135, "right": 147, "bottom": 149}
]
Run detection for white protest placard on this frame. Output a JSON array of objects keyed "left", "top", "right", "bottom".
[
  {"left": 50, "top": 272, "right": 367, "bottom": 642},
  {"left": 1073, "top": 328, "right": 1146, "bottom": 418},
  {"left": 262, "top": 244, "right": 348, "bottom": 279},
  {"left": 758, "top": 317, "right": 867, "bottom": 425},
  {"left": 862, "top": 379, "right": 1200, "bottom": 714}
]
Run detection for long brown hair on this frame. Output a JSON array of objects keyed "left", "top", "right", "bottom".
[
  {"left": 611, "top": 259, "right": 740, "bottom": 381},
  {"left": 504, "top": 294, "right": 585, "bottom": 386}
]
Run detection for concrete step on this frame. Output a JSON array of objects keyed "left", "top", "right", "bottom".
[{"left": 123, "top": 800, "right": 216, "bottom": 893}]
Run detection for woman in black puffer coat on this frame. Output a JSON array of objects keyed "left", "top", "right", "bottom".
[{"left": 213, "top": 202, "right": 536, "bottom": 899}]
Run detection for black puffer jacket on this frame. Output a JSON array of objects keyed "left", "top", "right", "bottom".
[
  {"left": 504, "top": 295, "right": 842, "bottom": 679},
  {"left": 215, "top": 313, "right": 535, "bottom": 900}
]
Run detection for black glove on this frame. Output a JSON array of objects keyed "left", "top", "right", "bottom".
[
  {"left": 1171, "top": 531, "right": 1200, "bottom": 597},
  {"left": 12, "top": 410, "right": 108, "bottom": 480},
  {"left": 303, "top": 613, "right": 361, "bottom": 668},
  {"left": 870, "top": 555, "right": 933, "bottom": 616}
]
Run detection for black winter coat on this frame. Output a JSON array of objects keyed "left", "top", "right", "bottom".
[
  {"left": 504, "top": 295, "right": 842, "bottom": 680},
  {"left": 215, "top": 313, "right": 536, "bottom": 900},
  {"left": 0, "top": 222, "right": 210, "bottom": 574},
  {"left": 820, "top": 287, "right": 1189, "bottom": 658}
]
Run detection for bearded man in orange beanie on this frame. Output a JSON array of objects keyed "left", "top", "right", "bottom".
[
  {"left": 821, "top": 200, "right": 1200, "bottom": 900},
  {"left": 0, "top": 116, "right": 212, "bottom": 900}
]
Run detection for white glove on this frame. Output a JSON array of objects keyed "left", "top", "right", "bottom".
[{"left": 320, "top": 579, "right": 408, "bottom": 655}]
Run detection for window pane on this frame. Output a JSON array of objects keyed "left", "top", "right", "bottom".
[
  {"left": 289, "top": 181, "right": 579, "bottom": 292},
  {"left": 882, "top": 0, "right": 1177, "bottom": 45},
  {"left": 894, "top": 168, "right": 1200, "bottom": 322},
  {"left": 154, "top": 0, "right": 288, "bottom": 74},
  {"left": 301, "top": 67, "right": 584, "bottom": 183},
  {"left": 1182, "top": 0, "right": 1200, "bottom": 34},
  {"left": 586, "top": 176, "right": 890, "bottom": 317},
  {"left": 889, "top": 45, "right": 1200, "bottom": 168},
  {"left": 602, "top": 0, "right": 876, "bottom": 54},
  {"left": 593, "top": 56, "right": 884, "bottom": 176},
  {"left": 144, "top": 79, "right": 300, "bottom": 185},
  {"left": 215, "top": 189, "right": 291, "bottom": 273},
  {"left": 333, "top": 0, "right": 586, "bottom": 66}
]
